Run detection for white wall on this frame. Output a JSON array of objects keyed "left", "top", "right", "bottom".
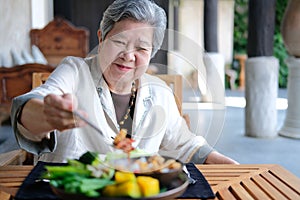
[
  {"left": 218, "top": 0, "right": 235, "bottom": 64},
  {"left": 168, "top": 0, "right": 235, "bottom": 89},
  {"left": 177, "top": 0, "right": 234, "bottom": 63},
  {"left": 31, "top": 0, "right": 54, "bottom": 29},
  {"left": 0, "top": 0, "right": 53, "bottom": 67},
  {"left": 0, "top": 0, "right": 32, "bottom": 67}
]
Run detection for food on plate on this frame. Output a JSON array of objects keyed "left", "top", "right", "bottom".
[
  {"left": 42, "top": 151, "right": 182, "bottom": 198},
  {"left": 103, "top": 178, "right": 141, "bottom": 198},
  {"left": 105, "top": 148, "right": 151, "bottom": 160},
  {"left": 115, "top": 171, "right": 136, "bottom": 183},
  {"left": 137, "top": 176, "right": 160, "bottom": 197},
  {"left": 110, "top": 154, "right": 182, "bottom": 173},
  {"left": 108, "top": 154, "right": 183, "bottom": 186},
  {"left": 78, "top": 151, "right": 101, "bottom": 165},
  {"left": 113, "top": 128, "right": 135, "bottom": 153},
  {"left": 102, "top": 171, "right": 160, "bottom": 198},
  {"left": 43, "top": 160, "right": 114, "bottom": 197}
]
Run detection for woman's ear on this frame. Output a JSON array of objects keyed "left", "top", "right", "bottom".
[{"left": 97, "top": 30, "right": 103, "bottom": 44}]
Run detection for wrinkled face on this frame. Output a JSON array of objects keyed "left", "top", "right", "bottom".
[{"left": 98, "top": 19, "right": 154, "bottom": 85}]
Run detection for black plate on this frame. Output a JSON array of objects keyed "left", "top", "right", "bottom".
[{"left": 51, "top": 172, "right": 189, "bottom": 200}]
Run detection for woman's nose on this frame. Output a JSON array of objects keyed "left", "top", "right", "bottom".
[{"left": 120, "top": 49, "right": 136, "bottom": 62}]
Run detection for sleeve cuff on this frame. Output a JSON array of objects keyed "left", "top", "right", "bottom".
[
  {"left": 190, "top": 144, "right": 214, "bottom": 164},
  {"left": 11, "top": 93, "right": 57, "bottom": 155},
  {"left": 17, "top": 121, "right": 51, "bottom": 142}
]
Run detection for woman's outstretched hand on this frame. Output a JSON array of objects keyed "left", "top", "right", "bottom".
[{"left": 44, "top": 93, "right": 86, "bottom": 131}]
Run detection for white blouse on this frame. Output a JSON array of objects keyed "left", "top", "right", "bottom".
[{"left": 11, "top": 56, "right": 212, "bottom": 163}]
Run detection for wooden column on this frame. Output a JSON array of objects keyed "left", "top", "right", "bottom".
[{"left": 245, "top": 0, "right": 278, "bottom": 138}]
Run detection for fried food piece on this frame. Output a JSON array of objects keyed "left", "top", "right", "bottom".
[
  {"left": 113, "top": 129, "right": 127, "bottom": 145},
  {"left": 113, "top": 129, "right": 135, "bottom": 153}
]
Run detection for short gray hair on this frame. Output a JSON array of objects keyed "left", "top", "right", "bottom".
[{"left": 99, "top": 0, "right": 167, "bottom": 58}]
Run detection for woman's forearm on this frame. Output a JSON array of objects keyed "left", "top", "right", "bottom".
[{"left": 20, "top": 98, "right": 54, "bottom": 136}]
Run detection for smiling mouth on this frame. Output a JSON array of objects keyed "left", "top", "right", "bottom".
[{"left": 117, "top": 64, "right": 132, "bottom": 70}]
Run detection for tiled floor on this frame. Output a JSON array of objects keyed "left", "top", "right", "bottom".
[
  {"left": 0, "top": 124, "right": 19, "bottom": 153},
  {"left": 213, "top": 89, "right": 300, "bottom": 178}
]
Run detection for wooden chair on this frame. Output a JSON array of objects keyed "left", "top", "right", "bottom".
[
  {"left": 0, "top": 64, "right": 54, "bottom": 125},
  {"left": 155, "top": 74, "right": 183, "bottom": 115},
  {"left": 32, "top": 72, "right": 51, "bottom": 88},
  {"left": 0, "top": 64, "right": 54, "bottom": 166},
  {"left": 0, "top": 150, "right": 27, "bottom": 166},
  {"left": 155, "top": 74, "right": 191, "bottom": 129},
  {"left": 30, "top": 17, "right": 90, "bottom": 66}
]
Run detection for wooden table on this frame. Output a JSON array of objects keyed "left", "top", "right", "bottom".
[
  {"left": 199, "top": 164, "right": 300, "bottom": 199},
  {"left": 0, "top": 150, "right": 27, "bottom": 166},
  {"left": 0, "top": 164, "right": 299, "bottom": 200}
]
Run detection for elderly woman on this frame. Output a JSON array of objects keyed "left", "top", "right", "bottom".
[{"left": 11, "top": 0, "right": 238, "bottom": 164}]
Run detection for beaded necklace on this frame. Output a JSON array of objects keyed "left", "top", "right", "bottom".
[{"left": 119, "top": 82, "right": 136, "bottom": 125}]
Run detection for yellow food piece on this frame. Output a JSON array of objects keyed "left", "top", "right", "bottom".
[
  {"left": 103, "top": 181, "right": 142, "bottom": 198},
  {"left": 115, "top": 171, "right": 136, "bottom": 183},
  {"left": 137, "top": 176, "right": 160, "bottom": 197},
  {"left": 102, "top": 184, "right": 117, "bottom": 197},
  {"left": 103, "top": 173, "right": 160, "bottom": 198},
  {"left": 117, "top": 181, "right": 142, "bottom": 198}
]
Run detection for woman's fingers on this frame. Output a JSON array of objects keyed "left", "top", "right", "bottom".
[
  {"left": 44, "top": 94, "right": 74, "bottom": 111},
  {"left": 43, "top": 94, "right": 86, "bottom": 131},
  {"left": 73, "top": 110, "right": 88, "bottom": 127},
  {"left": 62, "top": 93, "right": 78, "bottom": 111}
]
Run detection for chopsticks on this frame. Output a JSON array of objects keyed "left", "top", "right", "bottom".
[{"left": 72, "top": 110, "right": 105, "bottom": 137}]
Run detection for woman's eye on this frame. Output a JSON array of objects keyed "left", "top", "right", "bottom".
[
  {"left": 137, "top": 46, "right": 149, "bottom": 51},
  {"left": 112, "top": 40, "right": 126, "bottom": 46}
]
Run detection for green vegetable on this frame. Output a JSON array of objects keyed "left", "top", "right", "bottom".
[
  {"left": 64, "top": 180, "right": 81, "bottom": 194},
  {"left": 49, "top": 175, "right": 115, "bottom": 197},
  {"left": 67, "top": 159, "right": 85, "bottom": 169},
  {"left": 79, "top": 151, "right": 102, "bottom": 166},
  {"left": 102, "top": 167, "right": 115, "bottom": 180},
  {"left": 43, "top": 166, "right": 90, "bottom": 179},
  {"left": 49, "top": 179, "right": 62, "bottom": 188},
  {"left": 84, "top": 189, "right": 100, "bottom": 197},
  {"left": 48, "top": 174, "right": 85, "bottom": 189},
  {"left": 43, "top": 151, "right": 117, "bottom": 198},
  {"left": 79, "top": 178, "right": 115, "bottom": 193}
]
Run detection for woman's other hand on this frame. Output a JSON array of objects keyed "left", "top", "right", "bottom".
[{"left": 205, "top": 151, "right": 239, "bottom": 164}]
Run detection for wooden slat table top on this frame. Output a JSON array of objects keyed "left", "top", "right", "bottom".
[
  {"left": 0, "top": 165, "right": 33, "bottom": 198},
  {"left": 197, "top": 164, "right": 300, "bottom": 199},
  {"left": 0, "top": 164, "right": 299, "bottom": 200}
]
